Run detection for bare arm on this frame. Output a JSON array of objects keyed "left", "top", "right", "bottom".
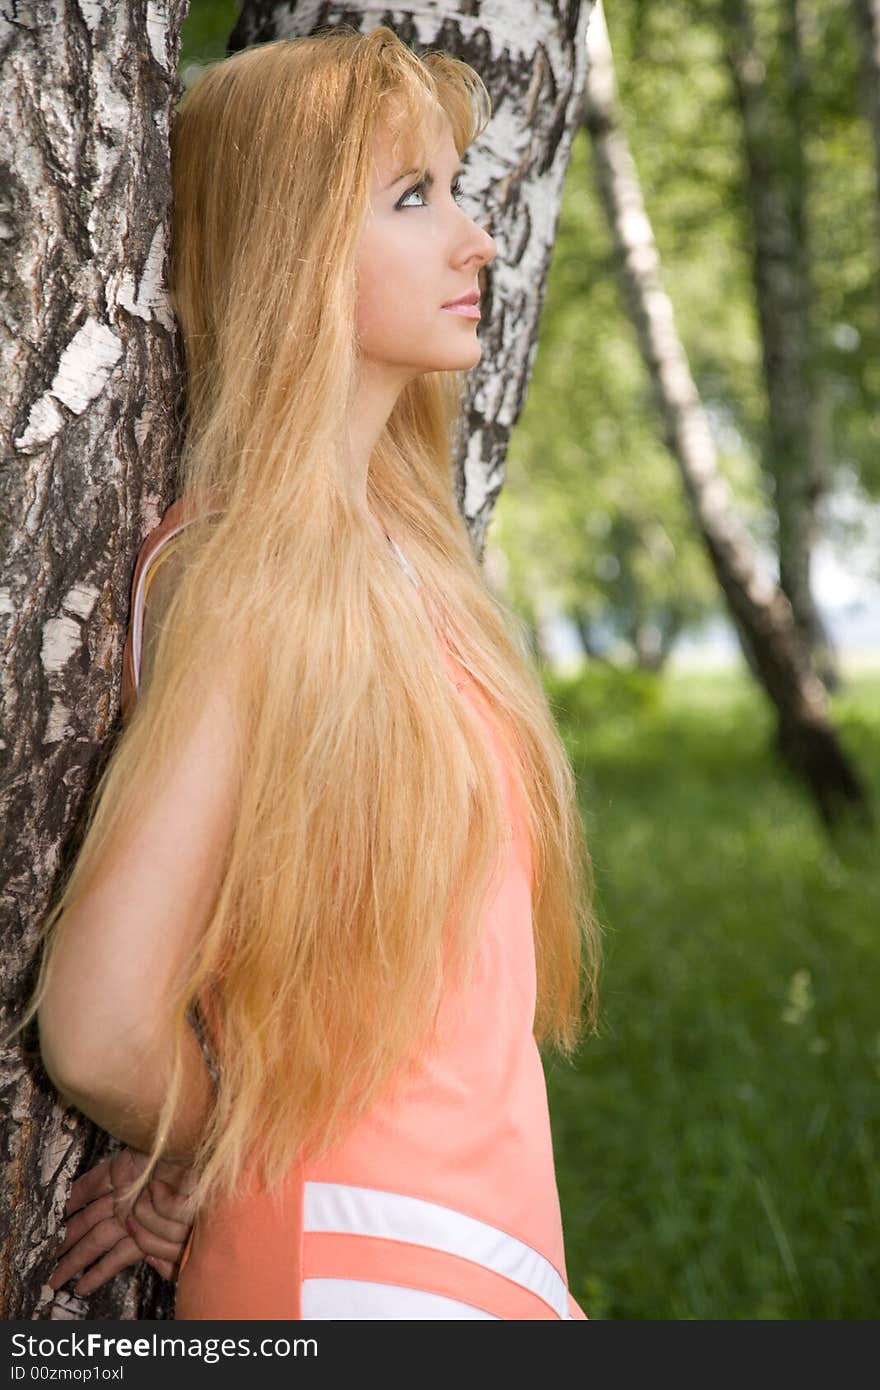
[
  {"left": 39, "top": 551, "right": 240, "bottom": 1162},
  {"left": 52, "top": 1025, "right": 216, "bottom": 1166}
]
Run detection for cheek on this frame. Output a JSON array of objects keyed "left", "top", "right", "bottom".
[
  {"left": 355, "top": 231, "right": 432, "bottom": 344},
  {"left": 356, "top": 285, "right": 432, "bottom": 353},
  {"left": 356, "top": 286, "right": 395, "bottom": 341}
]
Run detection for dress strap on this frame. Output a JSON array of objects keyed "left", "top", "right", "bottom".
[
  {"left": 120, "top": 501, "right": 223, "bottom": 723},
  {"left": 130, "top": 509, "right": 223, "bottom": 692},
  {"left": 387, "top": 535, "right": 420, "bottom": 590}
]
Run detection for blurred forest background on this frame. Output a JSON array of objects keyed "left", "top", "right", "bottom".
[{"left": 179, "top": 2, "right": 878, "bottom": 1318}]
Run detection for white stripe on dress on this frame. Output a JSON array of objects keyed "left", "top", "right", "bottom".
[
  {"left": 300, "top": 1278, "right": 500, "bottom": 1320},
  {"left": 302, "top": 1181, "right": 571, "bottom": 1320}
]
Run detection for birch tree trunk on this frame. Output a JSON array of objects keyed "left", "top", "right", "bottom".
[
  {"left": 1, "top": 0, "right": 593, "bottom": 1321},
  {"left": 722, "top": 0, "right": 837, "bottom": 689},
  {"left": 0, "top": 0, "right": 190, "bottom": 1322},
  {"left": 583, "top": 1, "right": 868, "bottom": 830}
]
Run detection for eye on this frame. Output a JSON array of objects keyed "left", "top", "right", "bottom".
[
  {"left": 397, "top": 176, "right": 466, "bottom": 209},
  {"left": 397, "top": 181, "right": 427, "bottom": 209}
]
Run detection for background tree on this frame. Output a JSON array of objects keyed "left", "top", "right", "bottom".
[
  {"left": 579, "top": 1, "right": 868, "bottom": 830},
  {"left": 852, "top": 0, "right": 880, "bottom": 236},
  {"left": 722, "top": 0, "right": 836, "bottom": 687},
  {"left": 497, "top": 0, "right": 880, "bottom": 681}
]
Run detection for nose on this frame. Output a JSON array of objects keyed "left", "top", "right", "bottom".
[
  {"left": 477, "top": 224, "right": 497, "bottom": 267},
  {"left": 455, "top": 211, "right": 497, "bottom": 272}
]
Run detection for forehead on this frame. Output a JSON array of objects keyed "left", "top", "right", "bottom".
[{"left": 370, "top": 99, "right": 454, "bottom": 181}]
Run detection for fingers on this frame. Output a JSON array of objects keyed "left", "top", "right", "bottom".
[
  {"left": 62, "top": 1157, "right": 114, "bottom": 1220},
  {"left": 108, "top": 1147, "right": 152, "bottom": 1208},
  {"left": 116, "top": 1182, "right": 190, "bottom": 1243},
  {"left": 47, "top": 1216, "right": 133, "bottom": 1293},
  {"left": 55, "top": 1234, "right": 143, "bottom": 1298},
  {"left": 49, "top": 1148, "right": 192, "bottom": 1297},
  {"left": 124, "top": 1211, "right": 190, "bottom": 1264},
  {"left": 54, "top": 1165, "right": 186, "bottom": 1250},
  {"left": 142, "top": 1178, "right": 195, "bottom": 1228},
  {"left": 54, "top": 1193, "right": 117, "bottom": 1259},
  {"left": 61, "top": 1147, "right": 150, "bottom": 1222}
]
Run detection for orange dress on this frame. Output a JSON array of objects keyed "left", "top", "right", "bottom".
[{"left": 120, "top": 499, "right": 587, "bottom": 1321}]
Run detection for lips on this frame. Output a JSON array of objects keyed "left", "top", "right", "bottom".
[{"left": 441, "top": 289, "right": 480, "bottom": 308}]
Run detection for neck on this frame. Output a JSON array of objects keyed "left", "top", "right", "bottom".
[{"left": 345, "top": 358, "right": 415, "bottom": 514}]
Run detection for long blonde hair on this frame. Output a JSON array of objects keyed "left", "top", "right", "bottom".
[{"left": 20, "top": 26, "right": 601, "bottom": 1221}]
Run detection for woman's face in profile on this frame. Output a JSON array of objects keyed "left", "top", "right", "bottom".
[{"left": 355, "top": 110, "right": 497, "bottom": 382}]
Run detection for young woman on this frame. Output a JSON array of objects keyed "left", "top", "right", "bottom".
[{"left": 22, "top": 26, "right": 601, "bottom": 1320}]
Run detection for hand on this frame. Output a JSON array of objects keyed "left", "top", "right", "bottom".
[{"left": 47, "top": 1146, "right": 195, "bottom": 1296}]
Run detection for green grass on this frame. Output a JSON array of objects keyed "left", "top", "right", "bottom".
[{"left": 543, "top": 662, "right": 880, "bottom": 1319}]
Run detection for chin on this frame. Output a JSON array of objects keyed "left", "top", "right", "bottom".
[
  {"left": 440, "top": 342, "right": 483, "bottom": 370},
  {"left": 408, "top": 340, "right": 483, "bottom": 375}
]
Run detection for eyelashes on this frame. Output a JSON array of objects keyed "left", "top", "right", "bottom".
[{"left": 397, "top": 176, "right": 465, "bottom": 209}]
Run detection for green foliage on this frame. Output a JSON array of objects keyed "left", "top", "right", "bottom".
[
  {"left": 544, "top": 664, "right": 664, "bottom": 731},
  {"left": 495, "top": 16, "right": 763, "bottom": 660},
  {"left": 549, "top": 664, "right": 880, "bottom": 1318},
  {"left": 614, "top": 0, "right": 880, "bottom": 500},
  {"left": 179, "top": 0, "right": 239, "bottom": 74},
  {"left": 496, "top": 0, "right": 880, "bottom": 655}
]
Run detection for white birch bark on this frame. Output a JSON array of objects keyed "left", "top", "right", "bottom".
[{"left": 1, "top": 0, "right": 189, "bottom": 1321}]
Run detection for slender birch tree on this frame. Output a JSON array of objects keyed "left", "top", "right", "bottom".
[
  {"left": 0, "top": 0, "right": 191, "bottom": 1323},
  {"left": 583, "top": 0, "right": 868, "bottom": 829}
]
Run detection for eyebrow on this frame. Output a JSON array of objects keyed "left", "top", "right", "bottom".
[{"left": 385, "top": 165, "right": 466, "bottom": 190}]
